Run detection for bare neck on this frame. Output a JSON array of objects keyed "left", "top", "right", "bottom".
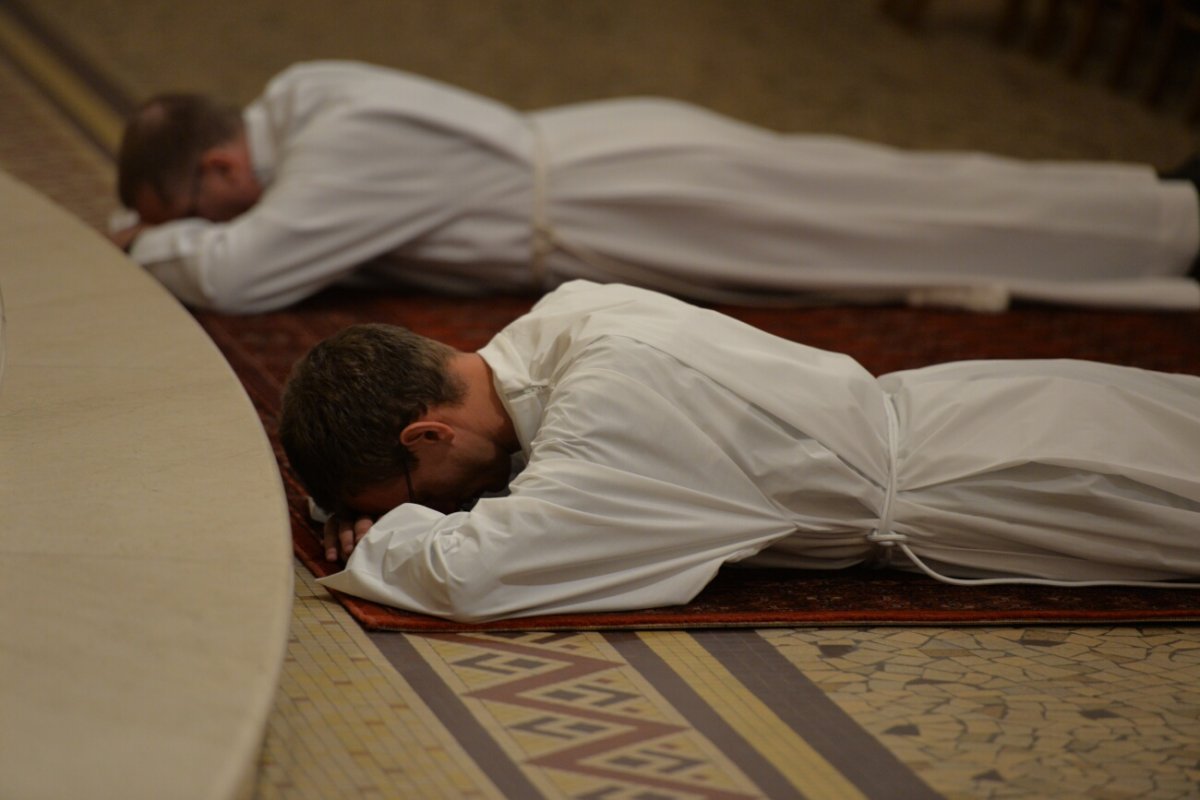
[{"left": 446, "top": 353, "right": 520, "bottom": 453}]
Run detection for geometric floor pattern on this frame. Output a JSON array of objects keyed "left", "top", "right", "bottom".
[
  {"left": 365, "top": 622, "right": 1200, "bottom": 798},
  {"left": 259, "top": 564, "right": 501, "bottom": 800},
  {"left": 383, "top": 631, "right": 779, "bottom": 799},
  {"left": 276, "top": 561, "right": 1200, "bottom": 799},
  {"left": 4, "top": 2, "right": 1200, "bottom": 797},
  {"left": 256, "top": 562, "right": 1200, "bottom": 799}
]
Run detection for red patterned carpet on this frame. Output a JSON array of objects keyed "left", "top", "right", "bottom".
[{"left": 194, "top": 286, "right": 1200, "bottom": 631}]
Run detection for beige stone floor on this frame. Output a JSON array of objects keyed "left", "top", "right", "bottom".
[
  {"left": 258, "top": 563, "right": 503, "bottom": 800},
  {"left": 763, "top": 626, "right": 1200, "bottom": 799}
]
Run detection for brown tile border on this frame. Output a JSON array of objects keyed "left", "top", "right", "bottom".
[
  {"left": 692, "top": 630, "right": 943, "bottom": 800},
  {"left": 368, "top": 631, "right": 543, "bottom": 799},
  {"left": 606, "top": 631, "right": 806, "bottom": 799}
]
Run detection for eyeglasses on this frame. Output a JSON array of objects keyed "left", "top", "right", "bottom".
[
  {"left": 177, "top": 163, "right": 206, "bottom": 219},
  {"left": 335, "top": 450, "right": 418, "bottom": 521},
  {"left": 400, "top": 456, "right": 416, "bottom": 505}
]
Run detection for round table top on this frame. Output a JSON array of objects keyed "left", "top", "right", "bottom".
[{"left": 0, "top": 170, "right": 293, "bottom": 800}]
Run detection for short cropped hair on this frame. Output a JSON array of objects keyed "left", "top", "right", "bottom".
[
  {"left": 279, "top": 324, "right": 466, "bottom": 513},
  {"left": 117, "top": 93, "right": 243, "bottom": 208}
]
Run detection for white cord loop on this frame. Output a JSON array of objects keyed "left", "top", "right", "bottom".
[{"left": 867, "top": 398, "right": 1200, "bottom": 588}]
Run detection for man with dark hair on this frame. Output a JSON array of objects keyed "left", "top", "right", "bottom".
[
  {"left": 279, "top": 281, "right": 1200, "bottom": 623},
  {"left": 114, "top": 60, "right": 1200, "bottom": 314},
  {"left": 280, "top": 323, "right": 470, "bottom": 515},
  {"left": 115, "top": 94, "right": 247, "bottom": 224}
]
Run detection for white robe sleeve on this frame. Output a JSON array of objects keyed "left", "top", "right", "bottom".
[
  {"left": 318, "top": 363, "right": 803, "bottom": 622},
  {"left": 317, "top": 464, "right": 792, "bottom": 622},
  {"left": 128, "top": 61, "right": 528, "bottom": 313},
  {"left": 128, "top": 119, "right": 479, "bottom": 313}
]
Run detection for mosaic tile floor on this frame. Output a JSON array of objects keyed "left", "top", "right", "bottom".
[
  {"left": 258, "top": 563, "right": 502, "bottom": 800},
  {"left": 762, "top": 627, "right": 1200, "bottom": 798},
  {"left": 3, "top": 3, "right": 1199, "bottom": 797}
]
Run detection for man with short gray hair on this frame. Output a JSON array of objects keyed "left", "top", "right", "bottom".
[{"left": 114, "top": 60, "right": 1200, "bottom": 314}]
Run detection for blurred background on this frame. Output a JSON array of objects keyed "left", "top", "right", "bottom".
[{"left": 7, "top": 0, "right": 1197, "bottom": 165}]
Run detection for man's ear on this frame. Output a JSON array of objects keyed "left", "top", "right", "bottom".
[{"left": 399, "top": 420, "right": 455, "bottom": 451}]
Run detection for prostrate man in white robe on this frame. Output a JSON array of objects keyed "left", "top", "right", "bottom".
[
  {"left": 112, "top": 60, "right": 1200, "bottom": 314},
  {"left": 278, "top": 280, "right": 1200, "bottom": 623}
]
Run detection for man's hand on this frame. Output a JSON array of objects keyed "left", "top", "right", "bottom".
[
  {"left": 108, "top": 222, "right": 149, "bottom": 253},
  {"left": 323, "top": 514, "right": 374, "bottom": 562}
]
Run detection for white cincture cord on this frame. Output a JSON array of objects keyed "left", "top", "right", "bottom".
[
  {"left": 870, "top": 395, "right": 901, "bottom": 568},
  {"left": 872, "top": 531, "right": 1200, "bottom": 589},
  {"left": 866, "top": 395, "right": 1200, "bottom": 589}
]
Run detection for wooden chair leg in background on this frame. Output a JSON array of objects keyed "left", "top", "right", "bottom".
[
  {"left": 1143, "top": 0, "right": 1186, "bottom": 107},
  {"left": 1064, "top": 0, "right": 1104, "bottom": 73},
  {"left": 997, "top": 0, "right": 1032, "bottom": 43},
  {"left": 1029, "top": 0, "right": 1069, "bottom": 54},
  {"left": 1064, "top": 1, "right": 1157, "bottom": 85},
  {"left": 880, "top": 0, "right": 934, "bottom": 30},
  {"left": 1106, "top": 0, "right": 1152, "bottom": 87}
]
